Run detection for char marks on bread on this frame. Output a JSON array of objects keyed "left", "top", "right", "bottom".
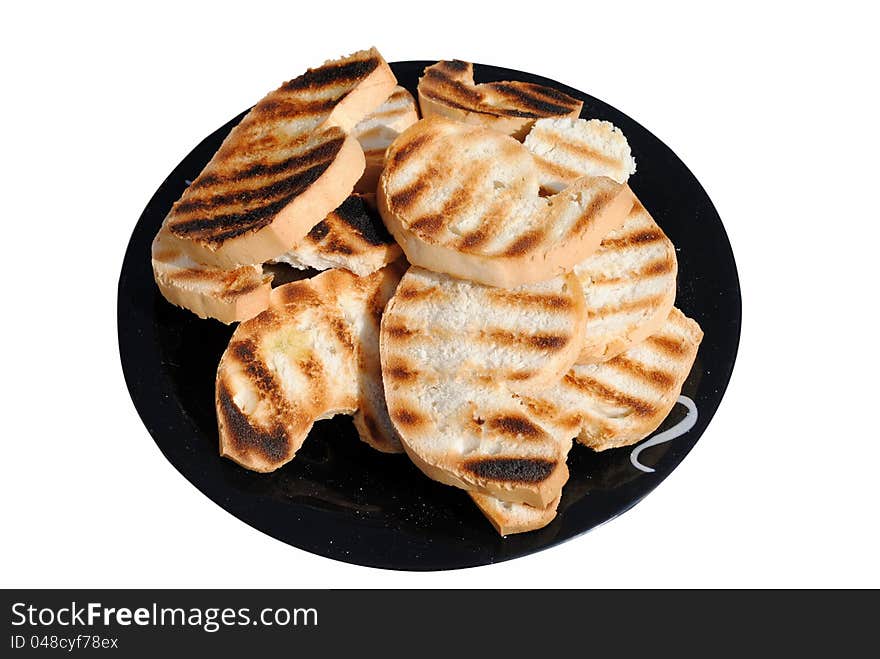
[
  {"left": 418, "top": 60, "right": 582, "bottom": 139},
  {"left": 521, "top": 307, "right": 703, "bottom": 451},
  {"left": 216, "top": 264, "right": 403, "bottom": 472},
  {"left": 271, "top": 194, "right": 402, "bottom": 277},
  {"left": 378, "top": 116, "right": 636, "bottom": 288},
  {"left": 524, "top": 117, "right": 636, "bottom": 191},
  {"left": 574, "top": 199, "right": 677, "bottom": 363},
  {"left": 164, "top": 48, "right": 397, "bottom": 269},
  {"left": 381, "top": 266, "right": 701, "bottom": 529},
  {"left": 379, "top": 266, "right": 588, "bottom": 507},
  {"left": 517, "top": 117, "right": 671, "bottom": 363},
  {"left": 464, "top": 308, "right": 700, "bottom": 533},
  {"left": 153, "top": 74, "right": 410, "bottom": 324}
]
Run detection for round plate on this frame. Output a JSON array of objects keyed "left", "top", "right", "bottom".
[{"left": 118, "top": 61, "right": 741, "bottom": 571}]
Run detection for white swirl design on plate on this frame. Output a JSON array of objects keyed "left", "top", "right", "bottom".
[{"left": 629, "top": 396, "right": 698, "bottom": 473}]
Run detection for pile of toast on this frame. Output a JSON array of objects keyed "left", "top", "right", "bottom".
[{"left": 152, "top": 49, "right": 703, "bottom": 535}]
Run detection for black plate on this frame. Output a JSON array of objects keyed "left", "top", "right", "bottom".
[{"left": 118, "top": 61, "right": 741, "bottom": 571}]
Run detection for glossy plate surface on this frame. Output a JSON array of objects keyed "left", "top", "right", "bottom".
[{"left": 118, "top": 61, "right": 741, "bottom": 570}]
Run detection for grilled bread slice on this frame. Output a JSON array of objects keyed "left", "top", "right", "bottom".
[
  {"left": 378, "top": 116, "right": 635, "bottom": 288},
  {"left": 165, "top": 48, "right": 397, "bottom": 269},
  {"left": 524, "top": 117, "right": 636, "bottom": 192},
  {"left": 472, "top": 309, "right": 701, "bottom": 531},
  {"left": 418, "top": 60, "right": 582, "bottom": 140},
  {"left": 380, "top": 266, "right": 587, "bottom": 507},
  {"left": 217, "top": 264, "right": 403, "bottom": 472},
  {"left": 352, "top": 86, "right": 419, "bottom": 194},
  {"left": 575, "top": 200, "right": 678, "bottom": 363},
  {"left": 337, "top": 260, "right": 406, "bottom": 454},
  {"left": 518, "top": 117, "right": 674, "bottom": 363},
  {"left": 272, "top": 194, "right": 401, "bottom": 277},
  {"left": 469, "top": 492, "right": 561, "bottom": 536},
  {"left": 154, "top": 83, "right": 408, "bottom": 324},
  {"left": 521, "top": 307, "right": 703, "bottom": 451},
  {"left": 151, "top": 224, "right": 272, "bottom": 323}
]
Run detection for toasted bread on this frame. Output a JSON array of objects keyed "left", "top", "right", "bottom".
[
  {"left": 524, "top": 117, "right": 636, "bottom": 192},
  {"left": 575, "top": 200, "right": 678, "bottom": 362},
  {"left": 341, "top": 259, "right": 407, "bottom": 454},
  {"left": 352, "top": 86, "right": 419, "bottom": 194},
  {"left": 154, "top": 82, "right": 408, "bottom": 324},
  {"left": 518, "top": 118, "right": 674, "bottom": 362},
  {"left": 418, "top": 60, "right": 582, "bottom": 140},
  {"left": 469, "top": 492, "right": 561, "bottom": 536},
  {"left": 165, "top": 48, "right": 396, "bottom": 269},
  {"left": 380, "top": 266, "right": 587, "bottom": 507},
  {"left": 154, "top": 193, "right": 399, "bottom": 323},
  {"left": 272, "top": 194, "right": 401, "bottom": 277},
  {"left": 151, "top": 224, "right": 272, "bottom": 323},
  {"left": 378, "top": 116, "right": 635, "bottom": 288},
  {"left": 521, "top": 307, "right": 703, "bottom": 451},
  {"left": 217, "top": 264, "right": 402, "bottom": 472},
  {"left": 464, "top": 307, "right": 700, "bottom": 535}
]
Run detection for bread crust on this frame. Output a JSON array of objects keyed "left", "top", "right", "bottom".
[
  {"left": 153, "top": 268, "right": 270, "bottom": 324},
  {"left": 151, "top": 225, "right": 272, "bottom": 324},
  {"left": 398, "top": 439, "right": 569, "bottom": 508},
  {"left": 418, "top": 93, "right": 539, "bottom": 140},
  {"left": 469, "top": 492, "right": 561, "bottom": 535}
]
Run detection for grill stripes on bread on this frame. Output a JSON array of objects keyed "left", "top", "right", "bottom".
[
  {"left": 154, "top": 192, "right": 400, "bottom": 323},
  {"left": 378, "top": 116, "right": 635, "bottom": 288},
  {"left": 517, "top": 116, "right": 673, "bottom": 363},
  {"left": 575, "top": 200, "right": 678, "bottom": 362},
  {"left": 468, "top": 308, "right": 700, "bottom": 533},
  {"left": 154, "top": 85, "right": 410, "bottom": 323},
  {"left": 217, "top": 264, "right": 403, "bottom": 472},
  {"left": 272, "top": 194, "right": 401, "bottom": 276},
  {"left": 521, "top": 307, "right": 703, "bottom": 451},
  {"left": 418, "top": 60, "right": 582, "bottom": 140},
  {"left": 524, "top": 117, "right": 636, "bottom": 191},
  {"left": 165, "top": 48, "right": 396, "bottom": 268},
  {"left": 380, "top": 266, "right": 587, "bottom": 507}
]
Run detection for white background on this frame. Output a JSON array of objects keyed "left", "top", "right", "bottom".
[{"left": 2, "top": 1, "right": 878, "bottom": 588}]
